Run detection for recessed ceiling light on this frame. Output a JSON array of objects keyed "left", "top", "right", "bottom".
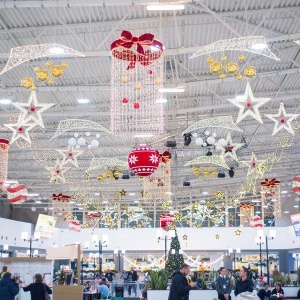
[
  {"left": 94, "top": 192, "right": 100, "bottom": 196},
  {"left": 69, "top": 201, "right": 75, "bottom": 204},
  {"left": 133, "top": 133, "right": 154, "bottom": 138},
  {"left": 36, "top": 200, "right": 42, "bottom": 204},
  {"left": 159, "top": 87, "right": 185, "bottom": 93},
  {"left": 134, "top": 200, "right": 139, "bottom": 203},
  {"left": 78, "top": 207, "right": 83, "bottom": 210},
  {"left": 77, "top": 98, "right": 90, "bottom": 104},
  {"left": 235, "top": 93, "right": 246, "bottom": 101},
  {"left": 251, "top": 43, "right": 267, "bottom": 50},
  {"left": 129, "top": 193, "right": 135, "bottom": 196},
  {"left": 103, "top": 200, "right": 108, "bottom": 204},
  {"left": 255, "top": 211, "right": 261, "bottom": 214},
  {"left": 146, "top": 4, "right": 185, "bottom": 11},
  {"left": 0, "top": 99, "right": 12, "bottom": 105},
  {"left": 281, "top": 191, "right": 287, "bottom": 194},
  {"left": 156, "top": 98, "right": 168, "bottom": 103},
  {"left": 294, "top": 205, "right": 299, "bottom": 208},
  {"left": 271, "top": 199, "right": 277, "bottom": 202},
  {"left": 202, "top": 192, "right": 208, "bottom": 195},
  {"left": 22, "top": 193, "right": 39, "bottom": 197},
  {"left": 49, "top": 47, "right": 65, "bottom": 54},
  {"left": 284, "top": 211, "right": 289, "bottom": 214},
  {"left": 251, "top": 200, "right": 260, "bottom": 203},
  {"left": 165, "top": 191, "right": 173, "bottom": 195}
]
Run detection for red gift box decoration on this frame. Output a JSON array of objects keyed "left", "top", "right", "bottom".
[{"left": 160, "top": 214, "right": 174, "bottom": 231}]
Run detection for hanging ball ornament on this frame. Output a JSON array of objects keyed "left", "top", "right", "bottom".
[
  {"left": 195, "top": 138, "right": 204, "bottom": 146},
  {"left": 239, "top": 54, "right": 245, "bottom": 61},
  {"left": 244, "top": 66, "right": 257, "bottom": 78},
  {"left": 121, "top": 75, "right": 129, "bottom": 83},
  {"left": 218, "top": 138, "right": 227, "bottom": 147},
  {"left": 77, "top": 137, "right": 86, "bottom": 146},
  {"left": 210, "top": 61, "right": 222, "bottom": 74},
  {"left": 128, "top": 144, "right": 160, "bottom": 177},
  {"left": 31, "top": 85, "right": 37, "bottom": 91},
  {"left": 236, "top": 74, "right": 243, "bottom": 80},
  {"left": 51, "top": 65, "right": 64, "bottom": 77},
  {"left": 85, "top": 132, "right": 90, "bottom": 137},
  {"left": 21, "top": 77, "right": 34, "bottom": 89},
  {"left": 221, "top": 55, "right": 227, "bottom": 61},
  {"left": 96, "top": 133, "right": 101, "bottom": 138},
  {"left": 280, "top": 118, "right": 285, "bottom": 123},
  {"left": 134, "top": 82, "right": 141, "bottom": 90},
  {"left": 30, "top": 106, "right": 35, "bottom": 112},
  {"left": 220, "top": 74, "right": 226, "bottom": 79},
  {"left": 207, "top": 57, "right": 214, "bottom": 64},
  {"left": 226, "top": 62, "right": 239, "bottom": 74},
  {"left": 36, "top": 69, "right": 49, "bottom": 81},
  {"left": 122, "top": 98, "right": 129, "bottom": 104},
  {"left": 292, "top": 176, "right": 300, "bottom": 195},
  {"left": 90, "top": 140, "right": 99, "bottom": 148},
  {"left": 155, "top": 77, "right": 162, "bottom": 85},
  {"left": 207, "top": 136, "right": 215, "bottom": 145},
  {"left": 134, "top": 102, "right": 140, "bottom": 109},
  {"left": 74, "top": 133, "right": 79, "bottom": 138},
  {"left": 61, "top": 61, "right": 68, "bottom": 68},
  {"left": 48, "top": 79, "right": 54, "bottom": 85},
  {"left": 45, "top": 61, "right": 51, "bottom": 67}
]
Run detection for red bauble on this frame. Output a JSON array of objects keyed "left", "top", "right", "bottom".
[
  {"left": 30, "top": 106, "right": 36, "bottom": 112},
  {"left": 280, "top": 119, "right": 285, "bottom": 123},
  {"left": 18, "top": 127, "right": 23, "bottom": 132},
  {"left": 68, "top": 152, "right": 73, "bottom": 157},
  {"left": 148, "top": 70, "right": 153, "bottom": 75},
  {"left": 246, "top": 102, "right": 252, "bottom": 108},
  {"left": 134, "top": 102, "right": 140, "bottom": 109},
  {"left": 56, "top": 170, "right": 60, "bottom": 174},
  {"left": 128, "top": 144, "right": 160, "bottom": 176},
  {"left": 122, "top": 98, "right": 129, "bottom": 104}
]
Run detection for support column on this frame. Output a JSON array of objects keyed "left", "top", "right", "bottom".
[
  {"left": 223, "top": 254, "right": 232, "bottom": 270},
  {"left": 278, "top": 250, "right": 289, "bottom": 273}
]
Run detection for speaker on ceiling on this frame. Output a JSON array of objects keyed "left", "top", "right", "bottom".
[
  {"left": 183, "top": 181, "right": 190, "bottom": 187},
  {"left": 165, "top": 139, "right": 177, "bottom": 148}
]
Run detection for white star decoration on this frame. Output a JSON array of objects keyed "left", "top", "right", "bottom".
[
  {"left": 4, "top": 121, "right": 36, "bottom": 144},
  {"left": 221, "top": 132, "right": 244, "bottom": 162},
  {"left": 240, "top": 152, "right": 266, "bottom": 177},
  {"left": 149, "top": 154, "right": 159, "bottom": 164},
  {"left": 265, "top": 102, "right": 299, "bottom": 135},
  {"left": 45, "top": 158, "right": 70, "bottom": 184},
  {"left": 227, "top": 82, "right": 270, "bottom": 124},
  {"left": 56, "top": 146, "right": 83, "bottom": 168},
  {"left": 12, "top": 91, "right": 55, "bottom": 128}
]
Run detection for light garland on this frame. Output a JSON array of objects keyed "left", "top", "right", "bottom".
[
  {"left": 45, "top": 157, "right": 70, "bottom": 184},
  {"left": 182, "top": 116, "right": 242, "bottom": 135},
  {"left": 52, "top": 119, "right": 111, "bottom": 139},
  {"left": 240, "top": 152, "right": 266, "bottom": 177},
  {"left": 190, "top": 36, "right": 280, "bottom": 61},
  {"left": 4, "top": 122, "right": 36, "bottom": 145},
  {"left": 220, "top": 132, "right": 244, "bottom": 162},
  {"left": 86, "top": 158, "right": 127, "bottom": 172},
  {"left": 56, "top": 146, "right": 83, "bottom": 168},
  {"left": 0, "top": 43, "right": 85, "bottom": 75},
  {"left": 0, "top": 139, "right": 9, "bottom": 188},
  {"left": 185, "top": 155, "right": 230, "bottom": 169},
  {"left": 261, "top": 178, "right": 281, "bottom": 219}
]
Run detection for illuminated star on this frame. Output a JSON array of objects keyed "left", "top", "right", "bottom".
[
  {"left": 221, "top": 132, "right": 244, "bottom": 162},
  {"left": 240, "top": 152, "right": 266, "bottom": 177},
  {"left": 56, "top": 146, "right": 83, "bottom": 168},
  {"left": 215, "top": 191, "right": 224, "bottom": 200},
  {"left": 12, "top": 91, "right": 55, "bottom": 128},
  {"left": 227, "top": 82, "right": 270, "bottom": 124},
  {"left": 4, "top": 121, "right": 36, "bottom": 144},
  {"left": 182, "top": 234, "right": 188, "bottom": 240},
  {"left": 265, "top": 102, "right": 299, "bottom": 135},
  {"left": 235, "top": 229, "right": 242, "bottom": 236},
  {"left": 45, "top": 157, "right": 70, "bottom": 184},
  {"left": 119, "top": 189, "right": 127, "bottom": 197},
  {"left": 215, "top": 234, "right": 220, "bottom": 240}
]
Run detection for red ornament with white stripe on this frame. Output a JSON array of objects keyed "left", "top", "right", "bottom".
[
  {"left": 7, "top": 183, "right": 28, "bottom": 204},
  {"left": 128, "top": 144, "right": 160, "bottom": 176}
]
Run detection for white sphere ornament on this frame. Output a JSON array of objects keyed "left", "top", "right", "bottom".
[
  {"left": 96, "top": 133, "right": 101, "bottom": 138},
  {"left": 207, "top": 136, "right": 215, "bottom": 145},
  {"left": 74, "top": 132, "right": 79, "bottom": 138},
  {"left": 31, "top": 207, "right": 36, "bottom": 211},
  {"left": 91, "top": 140, "right": 99, "bottom": 148},
  {"left": 75, "top": 145, "right": 81, "bottom": 149},
  {"left": 68, "top": 138, "right": 77, "bottom": 147},
  {"left": 78, "top": 137, "right": 86, "bottom": 146},
  {"left": 205, "top": 130, "right": 210, "bottom": 136},
  {"left": 85, "top": 132, "right": 91, "bottom": 137},
  {"left": 88, "top": 145, "right": 92, "bottom": 149},
  {"left": 218, "top": 138, "right": 227, "bottom": 147},
  {"left": 203, "top": 142, "right": 207, "bottom": 147},
  {"left": 192, "top": 133, "right": 198, "bottom": 138},
  {"left": 195, "top": 138, "right": 203, "bottom": 146},
  {"left": 212, "top": 132, "right": 217, "bottom": 138}
]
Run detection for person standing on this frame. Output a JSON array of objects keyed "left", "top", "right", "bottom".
[
  {"left": 168, "top": 263, "right": 196, "bottom": 300},
  {"left": 0, "top": 272, "right": 19, "bottom": 300},
  {"left": 23, "top": 273, "right": 52, "bottom": 300},
  {"left": 0, "top": 267, "right": 7, "bottom": 279},
  {"left": 234, "top": 266, "right": 253, "bottom": 297},
  {"left": 216, "top": 267, "right": 232, "bottom": 300},
  {"left": 131, "top": 267, "right": 138, "bottom": 297},
  {"left": 105, "top": 269, "right": 114, "bottom": 282}
]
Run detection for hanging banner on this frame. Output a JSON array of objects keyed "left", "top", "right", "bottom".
[
  {"left": 290, "top": 213, "right": 300, "bottom": 236},
  {"left": 35, "top": 214, "right": 56, "bottom": 238}
]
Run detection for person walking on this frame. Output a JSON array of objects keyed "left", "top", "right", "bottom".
[
  {"left": 168, "top": 263, "right": 196, "bottom": 300},
  {"left": 234, "top": 266, "right": 253, "bottom": 297},
  {"left": 216, "top": 267, "right": 232, "bottom": 300},
  {"left": 0, "top": 272, "right": 19, "bottom": 300},
  {"left": 23, "top": 273, "right": 52, "bottom": 300}
]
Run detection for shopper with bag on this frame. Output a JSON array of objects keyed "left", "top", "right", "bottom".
[{"left": 23, "top": 273, "right": 52, "bottom": 300}]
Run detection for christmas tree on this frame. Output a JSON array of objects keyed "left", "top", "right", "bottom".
[{"left": 165, "top": 230, "right": 184, "bottom": 276}]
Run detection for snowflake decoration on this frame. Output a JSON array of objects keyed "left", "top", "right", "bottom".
[
  {"left": 129, "top": 155, "right": 138, "bottom": 164},
  {"left": 149, "top": 154, "right": 159, "bottom": 164}
]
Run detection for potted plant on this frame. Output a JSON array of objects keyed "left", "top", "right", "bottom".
[{"left": 148, "top": 270, "right": 169, "bottom": 300}]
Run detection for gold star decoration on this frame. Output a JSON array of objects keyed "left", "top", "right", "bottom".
[
  {"left": 235, "top": 229, "right": 242, "bottom": 236},
  {"left": 12, "top": 91, "right": 55, "bottom": 128},
  {"left": 227, "top": 82, "right": 270, "bottom": 124},
  {"left": 97, "top": 174, "right": 105, "bottom": 182},
  {"left": 56, "top": 146, "right": 83, "bottom": 168},
  {"left": 174, "top": 212, "right": 182, "bottom": 221},
  {"left": 82, "top": 223, "right": 89, "bottom": 229},
  {"left": 192, "top": 202, "right": 199, "bottom": 210},
  {"left": 119, "top": 189, "right": 127, "bottom": 197},
  {"left": 84, "top": 172, "right": 90, "bottom": 181},
  {"left": 65, "top": 213, "right": 74, "bottom": 220},
  {"left": 4, "top": 121, "right": 37, "bottom": 145},
  {"left": 162, "top": 201, "right": 170, "bottom": 210},
  {"left": 221, "top": 132, "right": 244, "bottom": 162},
  {"left": 45, "top": 157, "right": 70, "bottom": 184},
  {"left": 182, "top": 234, "right": 188, "bottom": 240},
  {"left": 215, "top": 234, "right": 220, "bottom": 240},
  {"left": 265, "top": 102, "right": 299, "bottom": 135},
  {"left": 206, "top": 200, "right": 214, "bottom": 208},
  {"left": 240, "top": 151, "right": 266, "bottom": 177},
  {"left": 215, "top": 191, "right": 224, "bottom": 200}
]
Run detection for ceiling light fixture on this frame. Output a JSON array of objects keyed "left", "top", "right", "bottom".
[
  {"left": 146, "top": 4, "right": 185, "bottom": 11},
  {"left": 133, "top": 133, "right": 154, "bottom": 138},
  {"left": 165, "top": 191, "right": 173, "bottom": 195},
  {"left": 129, "top": 193, "right": 135, "bottom": 196},
  {"left": 156, "top": 98, "right": 168, "bottom": 103},
  {"left": 235, "top": 92, "right": 246, "bottom": 101},
  {"left": 251, "top": 43, "right": 267, "bottom": 50},
  {"left": 284, "top": 211, "right": 289, "bottom": 214},
  {"left": 77, "top": 98, "right": 90, "bottom": 104},
  {"left": 159, "top": 87, "right": 185, "bottom": 93},
  {"left": 0, "top": 99, "right": 12, "bottom": 105},
  {"left": 49, "top": 47, "right": 65, "bottom": 55}
]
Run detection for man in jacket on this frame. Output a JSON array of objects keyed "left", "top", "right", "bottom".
[
  {"left": 216, "top": 267, "right": 232, "bottom": 300},
  {"left": 168, "top": 263, "right": 196, "bottom": 300},
  {"left": 0, "top": 272, "right": 19, "bottom": 300}
]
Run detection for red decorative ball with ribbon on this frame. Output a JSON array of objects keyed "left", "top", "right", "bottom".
[{"left": 128, "top": 144, "right": 160, "bottom": 176}]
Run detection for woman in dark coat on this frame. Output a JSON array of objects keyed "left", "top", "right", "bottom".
[
  {"left": 0, "top": 272, "right": 19, "bottom": 300},
  {"left": 23, "top": 273, "right": 52, "bottom": 300},
  {"left": 234, "top": 266, "right": 253, "bottom": 296}
]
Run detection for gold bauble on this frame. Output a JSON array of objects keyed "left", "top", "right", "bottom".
[
  {"left": 45, "top": 61, "right": 51, "bottom": 67},
  {"left": 134, "top": 82, "right": 141, "bottom": 90},
  {"left": 61, "top": 61, "right": 68, "bottom": 68},
  {"left": 226, "top": 62, "right": 239, "bottom": 74},
  {"left": 21, "top": 77, "right": 34, "bottom": 89},
  {"left": 114, "top": 170, "right": 121, "bottom": 177},
  {"left": 221, "top": 55, "right": 227, "bottom": 61},
  {"left": 210, "top": 61, "right": 222, "bottom": 74},
  {"left": 236, "top": 74, "right": 243, "bottom": 80},
  {"left": 48, "top": 79, "right": 54, "bottom": 85},
  {"left": 34, "top": 66, "right": 39, "bottom": 72},
  {"left": 239, "top": 54, "right": 245, "bottom": 61},
  {"left": 51, "top": 65, "right": 64, "bottom": 77},
  {"left": 36, "top": 69, "right": 49, "bottom": 81},
  {"left": 121, "top": 75, "right": 129, "bottom": 83},
  {"left": 31, "top": 85, "right": 37, "bottom": 91},
  {"left": 244, "top": 65, "right": 257, "bottom": 78},
  {"left": 155, "top": 77, "right": 162, "bottom": 85},
  {"left": 207, "top": 57, "right": 214, "bottom": 64},
  {"left": 219, "top": 73, "right": 226, "bottom": 79}
]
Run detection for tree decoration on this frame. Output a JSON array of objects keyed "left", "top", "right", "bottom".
[
  {"left": 0, "top": 43, "right": 85, "bottom": 75},
  {"left": 215, "top": 191, "right": 224, "bottom": 200},
  {"left": 160, "top": 214, "right": 174, "bottom": 231},
  {"left": 162, "top": 201, "right": 170, "bottom": 210},
  {"left": 227, "top": 82, "right": 271, "bottom": 124},
  {"left": 292, "top": 176, "right": 300, "bottom": 195},
  {"left": 261, "top": 178, "right": 281, "bottom": 218},
  {"left": 0, "top": 139, "right": 9, "bottom": 188},
  {"left": 6, "top": 182, "right": 28, "bottom": 204},
  {"left": 4, "top": 122, "right": 36, "bottom": 145},
  {"left": 235, "top": 229, "right": 242, "bottom": 236},
  {"left": 190, "top": 36, "right": 280, "bottom": 61},
  {"left": 185, "top": 155, "right": 230, "bottom": 169},
  {"left": 12, "top": 91, "right": 55, "bottom": 129},
  {"left": 192, "top": 166, "right": 218, "bottom": 178},
  {"left": 265, "top": 103, "right": 299, "bottom": 135},
  {"left": 128, "top": 144, "right": 160, "bottom": 176},
  {"left": 165, "top": 231, "right": 184, "bottom": 275},
  {"left": 182, "top": 116, "right": 242, "bottom": 135},
  {"left": 220, "top": 132, "right": 244, "bottom": 162},
  {"left": 45, "top": 158, "right": 70, "bottom": 184},
  {"left": 110, "top": 30, "right": 164, "bottom": 135},
  {"left": 239, "top": 202, "right": 254, "bottom": 227},
  {"left": 56, "top": 146, "right": 83, "bottom": 168}
]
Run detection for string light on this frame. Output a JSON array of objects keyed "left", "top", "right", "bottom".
[{"left": 185, "top": 155, "right": 230, "bottom": 169}]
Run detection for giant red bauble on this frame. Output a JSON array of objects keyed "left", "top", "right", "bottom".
[{"left": 127, "top": 144, "right": 160, "bottom": 176}]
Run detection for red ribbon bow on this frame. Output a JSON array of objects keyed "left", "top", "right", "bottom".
[
  {"left": 52, "top": 193, "right": 71, "bottom": 202},
  {"left": 159, "top": 151, "right": 172, "bottom": 164},
  {"left": 111, "top": 30, "right": 164, "bottom": 70},
  {"left": 85, "top": 212, "right": 100, "bottom": 220},
  {"left": 261, "top": 178, "right": 280, "bottom": 187}
]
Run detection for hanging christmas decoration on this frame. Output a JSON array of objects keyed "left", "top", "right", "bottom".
[
  {"left": 52, "top": 193, "right": 71, "bottom": 202},
  {"left": 292, "top": 176, "right": 300, "bottom": 195},
  {"left": 0, "top": 139, "right": 9, "bottom": 188},
  {"left": 110, "top": 30, "right": 164, "bottom": 135},
  {"left": 227, "top": 82, "right": 271, "bottom": 124},
  {"left": 174, "top": 212, "right": 182, "bottom": 221},
  {"left": 119, "top": 189, "right": 127, "bottom": 197},
  {"left": 215, "top": 234, "right": 220, "bottom": 240},
  {"left": 265, "top": 103, "right": 299, "bottom": 135},
  {"left": 261, "top": 178, "right": 281, "bottom": 218},
  {"left": 235, "top": 229, "right": 242, "bottom": 236},
  {"left": 6, "top": 183, "right": 28, "bottom": 204},
  {"left": 12, "top": 91, "right": 55, "bottom": 129},
  {"left": 220, "top": 132, "right": 244, "bottom": 162},
  {"left": 45, "top": 158, "right": 70, "bottom": 184},
  {"left": 185, "top": 155, "right": 230, "bottom": 169},
  {"left": 240, "top": 152, "right": 266, "bottom": 177},
  {"left": 239, "top": 202, "right": 254, "bottom": 227},
  {"left": 21, "top": 77, "right": 35, "bottom": 90},
  {"left": 192, "top": 166, "right": 218, "bottom": 178},
  {"left": 128, "top": 144, "right": 160, "bottom": 176},
  {"left": 69, "top": 220, "right": 81, "bottom": 232},
  {"left": 4, "top": 122, "right": 36, "bottom": 145},
  {"left": 56, "top": 146, "right": 83, "bottom": 168},
  {"left": 250, "top": 215, "right": 263, "bottom": 228},
  {"left": 160, "top": 214, "right": 174, "bottom": 231},
  {"left": 86, "top": 158, "right": 127, "bottom": 173}
]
